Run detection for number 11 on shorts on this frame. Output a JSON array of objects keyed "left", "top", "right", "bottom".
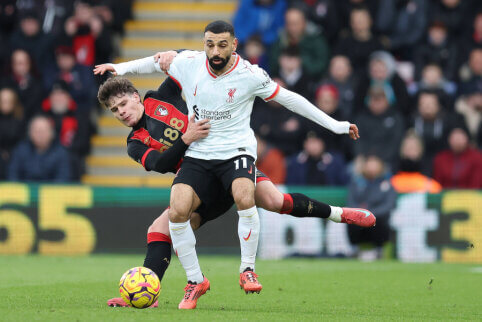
[{"left": 234, "top": 157, "right": 248, "bottom": 170}]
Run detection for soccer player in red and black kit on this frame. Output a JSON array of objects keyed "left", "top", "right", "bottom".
[{"left": 95, "top": 76, "right": 375, "bottom": 308}]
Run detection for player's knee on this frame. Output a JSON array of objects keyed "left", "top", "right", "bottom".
[
  {"left": 233, "top": 189, "right": 255, "bottom": 209},
  {"left": 168, "top": 207, "right": 189, "bottom": 223},
  {"left": 232, "top": 182, "right": 255, "bottom": 209}
]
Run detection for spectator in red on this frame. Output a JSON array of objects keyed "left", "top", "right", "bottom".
[
  {"left": 256, "top": 136, "right": 286, "bottom": 184},
  {"left": 43, "top": 45, "right": 97, "bottom": 112},
  {"left": 41, "top": 81, "right": 92, "bottom": 181},
  {"left": 433, "top": 127, "right": 482, "bottom": 188},
  {"left": 63, "top": 0, "right": 114, "bottom": 66},
  {"left": 42, "top": 81, "right": 78, "bottom": 148}
]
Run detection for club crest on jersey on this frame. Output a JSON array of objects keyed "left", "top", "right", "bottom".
[
  {"left": 155, "top": 105, "right": 169, "bottom": 116},
  {"left": 227, "top": 88, "right": 237, "bottom": 103}
]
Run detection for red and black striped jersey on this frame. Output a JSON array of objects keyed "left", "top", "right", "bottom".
[{"left": 127, "top": 77, "right": 189, "bottom": 173}]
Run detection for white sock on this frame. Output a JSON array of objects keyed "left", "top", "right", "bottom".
[
  {"left": 169, "top": 220, "right": 204, "bottom": 283},
  {"left": 237, "top": 206, "right": 260, "bottom": 273},
  {"left": 328, "top": 206, "right": 343, "bottom": 223}
]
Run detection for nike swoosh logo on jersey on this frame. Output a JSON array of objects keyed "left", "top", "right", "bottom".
[{"left": 243, "top": 229, "right": 252, "bottom": 241}]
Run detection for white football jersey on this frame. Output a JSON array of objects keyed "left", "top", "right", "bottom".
[{"left": 164, "top": 50, "right": 280, "bottom": 161}]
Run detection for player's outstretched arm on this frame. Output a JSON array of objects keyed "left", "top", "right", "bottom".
[
  {"left": 93, "top": 64, "right": 117, "bottom": 76},
  {"left": 273, "top": 87, "right": 359, "bottom": 139},
  {"left": 93, "top": 50, "right": 180, "bottom": 76},
  {"left": 93, "top": 56, "right": 161, "bottom": 76}
]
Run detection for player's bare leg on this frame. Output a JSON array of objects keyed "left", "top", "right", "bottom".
[
  {"left": 232, "top": 177, "right": 262, "bottom": 294},
  {"left": 169, "top": 183, "right": 209, "bottom": 309},
  {"left": 255, "top": 180, "right": 375, "bottom": 227}
]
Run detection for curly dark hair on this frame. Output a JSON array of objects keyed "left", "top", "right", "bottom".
[{"left": 97, "top": 77, "right": 139, "bottom": 108}]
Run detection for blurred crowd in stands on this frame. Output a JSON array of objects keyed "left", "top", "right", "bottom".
[
  {"left": 0, "top": 0, "right": 133, "bottom": 182},
  {"left": 237, "top": 0, "right": 481, "bottom": 259},
  {"left": 236, "top": 0, "right": 482, "bottom": 192},
  {"left": 0, "top": 0, "right": 480, "bottom": 193}
]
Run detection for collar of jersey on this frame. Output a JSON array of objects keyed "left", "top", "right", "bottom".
[{"left": 205, "top": 53, "right": 240, "bottom": 79}]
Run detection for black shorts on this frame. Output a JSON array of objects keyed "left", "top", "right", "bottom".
[
  {"left": 173, "top": 155, "right": 257, "bottom": 226},
  {"left": 196, "top": 169, "right": 272, "bottom": 226},
  {"left": 173, "top": 155, "right": 256, "bottom": 194}
]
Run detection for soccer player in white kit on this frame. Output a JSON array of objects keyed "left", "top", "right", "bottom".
[{"left": 95, "top": 21, "right": 362, "bottom": 309}]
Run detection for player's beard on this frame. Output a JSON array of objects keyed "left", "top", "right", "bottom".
[{"left": 208, "top": 55, "right": 229, "bottom": 70}]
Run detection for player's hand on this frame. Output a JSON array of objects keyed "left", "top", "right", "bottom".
[
  {"left": 349, "top": 124, "right": 360, "bottom": 140},
  {"left": 181, "top": 114, "right": 211, "bottom": 145},
  {"left": 154, "top": 50, "right": 177, "bottom": 73},
  {"left": 94, "top": 64, "right": 117, "bottom": 76}
]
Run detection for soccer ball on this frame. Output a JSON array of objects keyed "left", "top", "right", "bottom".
[{"left": 119, "top": 266, "right": 161, "bottom": 308}]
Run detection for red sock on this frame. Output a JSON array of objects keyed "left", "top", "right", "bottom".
[
  {"left": 281, "top": 193, "right": 294, "bottom": 214},
  {"left": 147, "top": 232, "right": 171, "bottom": 244}
]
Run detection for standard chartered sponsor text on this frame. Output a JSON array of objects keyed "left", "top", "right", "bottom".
[{"left": 200, "top": 109, "right": 232, "bottom": 120}]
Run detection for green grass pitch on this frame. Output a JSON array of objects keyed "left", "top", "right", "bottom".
[{"left": 1, "top": 255, "right": 481, "bottom": 321}]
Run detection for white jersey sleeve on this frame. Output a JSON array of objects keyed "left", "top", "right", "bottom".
[
  {"left": 165, "top": 50, "right": 203, "bottom": 86},
  {"left": 109, "top": 56, "right": 159, "bottom": 75},
  {"left": 273, "top": 87, "right": 350, "bottom": 134},
  {"left": 250, "top": 65, "right": 281, "bottom": 101}
]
